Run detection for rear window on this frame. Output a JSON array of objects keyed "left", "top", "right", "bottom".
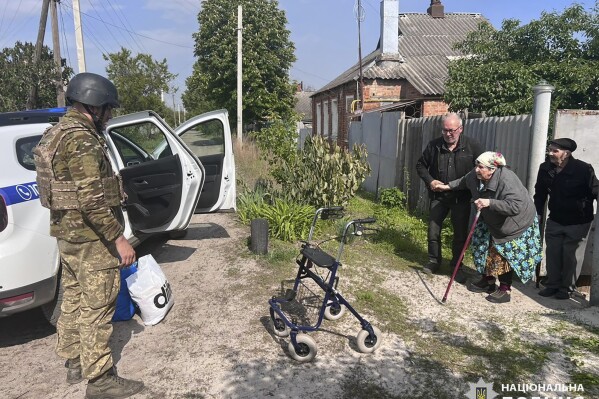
[{"left": 15, "top": 135, "right": 42, "bottom": 171}]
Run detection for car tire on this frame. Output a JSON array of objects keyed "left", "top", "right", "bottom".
[
  {"left": 250, "top": 218, "right": 268, "bottom": 255},
  {"left": 41, "top": 274, "right": 63, "bottom": 327}
]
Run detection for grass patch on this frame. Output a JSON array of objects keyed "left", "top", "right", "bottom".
[
  {"left": 235, "top": 148, "right": 599, "bottom": 396},
  {"left": 354, "top": 288, "right": 409, "bottom": 334}
]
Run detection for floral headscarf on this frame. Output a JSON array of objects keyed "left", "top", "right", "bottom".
[{"left": 476, "top": 151, "right": 506, "bottom": 169}]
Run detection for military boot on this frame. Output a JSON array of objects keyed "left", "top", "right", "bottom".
[
  {"left": 65, "top": 357, "right": 83, "bottom": 384},
  {"left": 85, "top": 367, "right": 144, "bottom": 399}
]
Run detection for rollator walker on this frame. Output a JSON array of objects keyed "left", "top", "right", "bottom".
[{"left": 268, "top": 206, "right": 382, "bottom": 362}]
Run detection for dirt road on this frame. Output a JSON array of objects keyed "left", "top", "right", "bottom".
[{"left": 1, "top": 212, "right": 598, "bottom": 399}]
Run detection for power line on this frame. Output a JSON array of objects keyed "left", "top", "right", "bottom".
[
  {"left": 60, "top": 5, "right": 111, "bottom": 60},
  {"left": 0, "top": 0, "right": 24, "bottom": 40},
  {"left": 171, "top": 0, "right": 200, "bottom": 17},
  {"left": 58, "top": 2, "right": 74, "bottom": 72},
  {"left": 0, "top": 0, "right": 34, "bottom": 49},
  {"left": 0, "top": 0, "right": 10, "bottom": 37},
  {"left": 362, "top": 0, "right": 378, "bottom": 13},
  {"left": 83, "top": 0, "right": 124, "bottom": 50},
  {"left": 60, "top": 0, "right": 193, "bottom": 49},
  {"left": 106, "top": 0, "right": 147, "bottom": 53},
  {"left": 96, "top": 0, "right": 138, "bottom": 52},
  {"left": 291, "top": 66, "right": 330, "bottom": 84}
]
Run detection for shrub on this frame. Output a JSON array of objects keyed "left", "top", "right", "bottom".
[
  {"left": 237, "top": 189, "right": 314, "bottom": 242},
  {"left": 251, "top": 117, "right": 298, "bottom": 184},
  {"left": 277, "top": 135, "right": 371, "bottom": 207},
  {"left": 259, "top": 199, "right": 315, "bottom": 242},
  {"left": 378, "top": 187, "right": 407, "bottom": 210}
]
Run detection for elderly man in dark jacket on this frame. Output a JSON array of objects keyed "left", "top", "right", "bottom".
[
  {"left": 416, "top": 113, "right": 484, "bottom": 281},
  {"left": 534, "top": 138, "right": 599, "bottom": 299}
]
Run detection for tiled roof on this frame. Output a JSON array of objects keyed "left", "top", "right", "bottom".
[{"left": 313, "top": 13, "right": 486, "bottom": 96}]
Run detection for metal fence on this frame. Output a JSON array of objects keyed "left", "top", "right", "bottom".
[{"left": 349, "top": 112, "right": 533, "bottom": 212}]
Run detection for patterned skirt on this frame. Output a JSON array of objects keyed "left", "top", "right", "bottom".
[{"left": 471, "top": 216, "right": 542, "bottom": 284}]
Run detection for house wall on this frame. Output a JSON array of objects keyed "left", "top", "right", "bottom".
[
  {"left": 362, "top": 80, "right": 422, "bottom": 111},
  {"left": 313, "top": 78, "right": 452, "bottom": 148},
  {"left": 422, "top": 100, "right": 449, "bottom": 116},
  {"left": 311, "top": 81, "right": 357, "bottom": 147}
]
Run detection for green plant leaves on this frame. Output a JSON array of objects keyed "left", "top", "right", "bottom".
[{"left": 445, "top": 4, "right": 599, "bottom": 115}]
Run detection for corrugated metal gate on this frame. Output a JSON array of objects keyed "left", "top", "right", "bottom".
[{"left": 349, "top": 113, "right": 533, "bottom": 212}]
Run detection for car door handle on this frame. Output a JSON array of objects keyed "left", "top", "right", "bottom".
[{"left": 133, "top": 179, "right": 148, "bottom": 186}]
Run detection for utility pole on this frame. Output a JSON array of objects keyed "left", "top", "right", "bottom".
[
  {"left": 236, "top": 5, "right": 243, "bottom": 146},
  {"left": 172, "top": 93, "right": 176, "bottom": 126},
  {"left": 356, "top": 0, "right": 365, "bottom": 112},
  {"left": 26, "top": 0, "right": 50, "bottom": 110},
  {"left": 73, "top": 0, "right": 86, "bottom": 73},
  {"left": 50, "top": 0, "right": 65, "bottom": 107}
]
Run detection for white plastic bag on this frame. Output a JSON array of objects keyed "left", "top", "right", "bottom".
[{"left": 125, "top": 254, "right": 174, "bottom": 326}]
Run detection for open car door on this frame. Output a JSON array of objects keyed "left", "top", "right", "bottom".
[
  {"left": 173, "top": 109, "right": 236, "bottom": 213},
  {"left": 104, "top": 111, "right": 204, "bottom": 236}
]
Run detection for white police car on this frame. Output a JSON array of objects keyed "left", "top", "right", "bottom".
[{"left": 0, "top": 107, "right": 236, "bottom": 325}]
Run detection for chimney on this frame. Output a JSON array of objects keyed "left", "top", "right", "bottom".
[
  {"left": 380, "top": 0, "right": 399, "bottom": 55},
  {"left": 427, "top": 0, "right": 444, "bottom": 18}
]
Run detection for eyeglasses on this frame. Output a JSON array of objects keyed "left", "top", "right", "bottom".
[{"left": 442, "top": 126, "right": 461, "bottom": 134}]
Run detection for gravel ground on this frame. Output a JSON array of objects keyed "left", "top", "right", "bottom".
[{"left": 1, "top": 212, "right": 598, "bottom": 399}]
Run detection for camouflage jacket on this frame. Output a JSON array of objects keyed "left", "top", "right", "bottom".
[{"left": 38, "top": 109, "right": 124, "bottom": 243}]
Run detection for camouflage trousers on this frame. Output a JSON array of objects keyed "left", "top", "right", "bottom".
[{"left": 56, "top": 239, "right": 120, "bottom": 380}]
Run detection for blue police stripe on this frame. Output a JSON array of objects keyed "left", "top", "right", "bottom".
[{"left": 0, "top": 182, "right": 40, "bottom": 206}]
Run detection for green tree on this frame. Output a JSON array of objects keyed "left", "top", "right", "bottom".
[
  {"left": 104, "top": 47, "right": 177, "bottom": 125},
  {"left": 183, "top": 0, "right": 296, "bottom": 127},
  {"left": 0, "top": 41, "right": 72, "bottom": 112},
  {"left": 444, "top": 4, "right": 599, "bottom": 116}
]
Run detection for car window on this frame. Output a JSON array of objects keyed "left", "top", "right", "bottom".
[
  {"left": 179, "top": 119, "right": 225, "bottom": 157},
  {"left": 109, "top": 122, "right": 172, "bottom": 166},
  {"left": 15, "top": 135, "right": 42, "bottom": 171}
]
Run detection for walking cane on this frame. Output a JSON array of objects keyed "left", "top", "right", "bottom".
[{"left": 442, "top": 210, "right": 481, "bottom": 303}]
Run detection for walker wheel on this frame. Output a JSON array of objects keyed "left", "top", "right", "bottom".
[
  {"left": 356, "top": 326, "right": 382, "bottom": 353},
  {"left": 288, "top": 334, "right": 317, "bottom": 362},
  {"left": 271, "top": 317, "right": 290, "bottom": 338},
  {"left": 324, "top": 302, "right": 346, "bottom": 321}
]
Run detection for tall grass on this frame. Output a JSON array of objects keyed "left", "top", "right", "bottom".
[{"left": 234, "top": 139, "right": 272, "bottom": 192}]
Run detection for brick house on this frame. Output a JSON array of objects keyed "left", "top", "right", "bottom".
[{"left": 311, "top": 0, "right": 486, "bottom": 146}]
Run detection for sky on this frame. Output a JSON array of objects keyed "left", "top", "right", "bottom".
[{"left": 0, "top": 0, "right": 596, "bottom": 108}]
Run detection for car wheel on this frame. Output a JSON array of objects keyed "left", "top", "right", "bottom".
[{"left": 41, "top": 274, "right": 63, "bottom": 327}]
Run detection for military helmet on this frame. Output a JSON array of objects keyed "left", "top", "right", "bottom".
[{"left": 66, "top": 72, "right": 120, "bottom": 108}]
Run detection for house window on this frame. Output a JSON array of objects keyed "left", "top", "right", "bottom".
[
  {"left": 345, "top": 95, "right": 354, "bottom": 113},
  {"left": 323, "top": 101, "right": 330, "bottom": 137},
  {"left": 331, "top": 99, "right": 338, "bottom": 140},
  {"left": 316, "top": 102, "right": 321, "bottom": 135}
]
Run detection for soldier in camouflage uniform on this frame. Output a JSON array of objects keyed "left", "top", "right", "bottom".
[{"left": 33, "top": 73, "right": 144, "bottom": 399}]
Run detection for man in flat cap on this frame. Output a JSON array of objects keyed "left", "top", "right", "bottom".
[{"left": 534, "top": 138, "right": 599, "bottom": 299}]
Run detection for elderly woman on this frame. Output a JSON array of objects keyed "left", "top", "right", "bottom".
[{"left": 436, "top": 151, "right": 542, "bottom": 303}]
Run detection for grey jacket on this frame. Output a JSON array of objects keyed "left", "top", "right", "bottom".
[{"left": 449, "top": 167, "right": 536, "bottom": 244}]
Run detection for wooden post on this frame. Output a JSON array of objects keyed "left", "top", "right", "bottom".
[
  {"left": 26, "top": 0, "right": 50, "bottom": 110},
  {"left": 50, "top": 0, "right": 65, "bottom": 107}
]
